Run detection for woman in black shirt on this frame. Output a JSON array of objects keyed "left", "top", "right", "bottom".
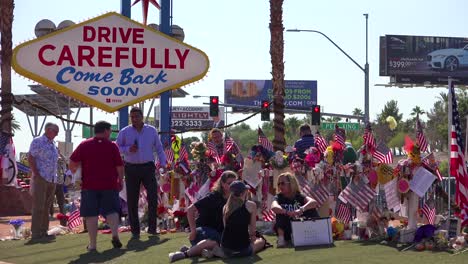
[
  {"left": 271, "top": 172, "right": 319, "bottom": 247},
  {"left": 202, "top": 181, "right": 266, "bottom": 258},
  {"left": 169, "top": 171, "right": 238, "bottom": 262}
]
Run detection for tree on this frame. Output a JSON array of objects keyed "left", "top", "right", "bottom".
[
  {"left": 410, "top": 106, "right": 425, "bottom": 118},
  {"left": 352, "top": 108, "right": 364, "bottom": 116},
  {"left": 269, "top": 0, "right": 286, "bottom": 151},
  {"left": 0, "top": 0, "right": 15, "bottom": 136},
  {"left": 377, "top": 100, "right": 403, "bottom": 124},
  {"left": 285, "top": 116, "right": 301, "bottom": 141}
]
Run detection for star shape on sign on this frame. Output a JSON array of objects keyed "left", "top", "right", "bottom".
[{"left": 132, "top": 0, "right": 161, "bottom": 25}]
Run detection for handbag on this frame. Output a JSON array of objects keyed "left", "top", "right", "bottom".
[{"left": 291, "top": 217, "right": 333, "bottom": 247}]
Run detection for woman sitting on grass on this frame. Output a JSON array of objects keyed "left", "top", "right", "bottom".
[
  {"left": 271, "top": 172, "right": 319, "bottom": 247},
  {"left": 168, "top": 171, "right": 238, "bottom": 262},
  {"left": 202, "top": 181, "right": 268, "bottom": 258}
]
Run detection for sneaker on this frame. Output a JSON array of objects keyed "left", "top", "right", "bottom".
[
  {"left": 169, "top": 251, "right": 186, "bottom": 263},
  {"left": 212, "top": 245, "right": 226, "bottom": 258},
  {"left": 111, "top": 238, "right": 122, "bottom": 249},
  {"left": 201, "top": 249, "right": 214, "bottom": 259},
  {"left": 179, "top": 245, "right": 190, "bottom": 252},
  {"left": 277, "top": 236, "right": 287, "bottom": 248}
]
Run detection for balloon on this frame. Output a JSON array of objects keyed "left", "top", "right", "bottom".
[{"left": 386, "top": 116, "right": 398, "bottom": 131}]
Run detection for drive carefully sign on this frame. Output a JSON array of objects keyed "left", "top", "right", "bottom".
[{"left": 12, "top": 12, "right": 209, "bottom": 112}]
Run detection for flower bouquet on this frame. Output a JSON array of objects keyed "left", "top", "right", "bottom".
[{"left": 9, "top": 219, "right": 25, "bottom": 239}]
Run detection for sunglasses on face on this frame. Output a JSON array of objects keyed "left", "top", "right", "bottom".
[{"left": 277, "top": 181, "right": 290, "bottom": 186}]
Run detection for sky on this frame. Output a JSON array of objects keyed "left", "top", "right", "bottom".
[{"left": 8, "top": 0, "right": 468, "bottom": 154}]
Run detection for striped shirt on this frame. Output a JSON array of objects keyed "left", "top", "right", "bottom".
[{"left": 294, "top": 134, "right": 315, "bottom": 159}]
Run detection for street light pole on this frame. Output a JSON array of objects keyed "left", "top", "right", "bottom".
[
  {"left": 364, "top": 14, "right": 370, "bottom": 124},
  {"left": 287, "top": 14, "right": 370, "bottom": 123}
]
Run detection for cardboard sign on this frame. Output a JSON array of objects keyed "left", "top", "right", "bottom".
[{"left": 12, "top": 12, "right": 209, "bottom": 112}]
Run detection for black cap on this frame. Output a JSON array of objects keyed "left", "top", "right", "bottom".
[{"left": 229, "top": 181, "right": 247, "bottom": 196}]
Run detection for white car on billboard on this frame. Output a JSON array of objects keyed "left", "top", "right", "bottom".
[{"left": 427, "top": 44, "right": 468, "bottom": 71}]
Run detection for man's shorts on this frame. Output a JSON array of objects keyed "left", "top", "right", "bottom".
[
  {"left": 80, "top": 190, "right": 120, "bottom": 217},
  {"left": 190, "top": 226, "right": 222, "bottom": 246}
]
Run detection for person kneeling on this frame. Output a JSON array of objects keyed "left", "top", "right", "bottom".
[
  {"left": 203, "top": 181, "right": 267, "bottom": 258},
  {"left": 271, "top": 172, "right": 319, "bottom": 247}
]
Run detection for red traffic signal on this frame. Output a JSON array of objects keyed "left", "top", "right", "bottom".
[
  {"left": 313, "top": 105, "right": 320, "bottom": 113},
  {"left": 211, "top": 97, "right": 219, "bottom": 104},
  {"left": 262, "top": 101, "right": 269, "bottom": 108}
]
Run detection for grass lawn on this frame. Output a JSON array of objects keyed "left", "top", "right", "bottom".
[{"left": 0, "top": 232, "right": 466, "bottom": 264}]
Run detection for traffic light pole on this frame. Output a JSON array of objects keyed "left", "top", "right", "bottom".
[{"left": 203, "top": 103, "right": 364, "bottom": 121}]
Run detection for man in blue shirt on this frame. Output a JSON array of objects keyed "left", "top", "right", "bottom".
[
  {"left": 29, "top": 122, "right": 59, "bottom": 240},
  {"left": 116, "top": 107, "right": 167, "bottom": 239},
  {"left": 293, "top": 124, "right": 315, "bottom": 160}
]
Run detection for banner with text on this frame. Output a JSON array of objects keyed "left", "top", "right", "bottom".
[
  {"left": 224, "top": 80, "right": 317, "bottom": 112},
  {"left": 154, "top": 106, "right": 225, "bottom": 131}
]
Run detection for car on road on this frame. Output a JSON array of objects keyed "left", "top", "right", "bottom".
[{"left": 427, "top": 44, "right": 468, "bottom": 71}]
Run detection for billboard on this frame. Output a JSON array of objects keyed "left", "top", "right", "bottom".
[
  {"left": 12, "top": 12, "right": 209, "bottom": 112},
  {"left": 380, "top": 34, "right": 468, "bottom": 84},
  {"left": 224, "top": 80, "right": 317, "bottom": 112},
  {"left": 154, "top": 106, "right": 225, "bottom": 131}
]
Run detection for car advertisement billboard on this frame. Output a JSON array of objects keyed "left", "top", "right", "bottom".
[
  {"left": 224, "top": 80, "right": 317, "bottom": 112},
  {"left": 381, "top": 35, "right": 468, "bottom": 83}
]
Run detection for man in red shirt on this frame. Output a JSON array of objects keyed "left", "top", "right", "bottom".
[{"left": 69, "top": 121, "right": 124, "bottom": 252}]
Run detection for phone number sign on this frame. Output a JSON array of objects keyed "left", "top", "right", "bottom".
[
  {"left": 154, "top": 106, "right": 225, "bottom": 131},
  {"left": 12, "top": 12, "right": 209, "bottom": 112}
]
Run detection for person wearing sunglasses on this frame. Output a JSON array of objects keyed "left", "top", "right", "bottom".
[{"left": 271, "top": 172, "right": 319, "bottom": 247}]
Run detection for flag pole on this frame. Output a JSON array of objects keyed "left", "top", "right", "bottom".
[{"left": 448, "top": 77, "right": 452, "bottom": 217}]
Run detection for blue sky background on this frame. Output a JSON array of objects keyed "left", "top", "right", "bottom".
[{"left": 9, "top": 0, "right": 468, "bottom": 153}]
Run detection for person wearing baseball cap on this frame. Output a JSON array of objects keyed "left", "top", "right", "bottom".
[{"left": 202, "top": 181, "right": 268, "bottom": 259}]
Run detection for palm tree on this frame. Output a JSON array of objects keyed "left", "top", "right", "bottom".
[
  {"left": 269, "top": 0, "right": 286, "bottom": 151},
  {"left": 0, "top": 0, "right": 15, "bottom": 135},
  {"left": 285, "top": 116, "right": 301, "bottom": 141},
  {"left": 352, "top": 108, "right": 364, "bottom": 116},
  {"left": 11, "top": 118, "right": 20, "bottom": 134},
  {"left": 410, "top": 106, "right": 425, "bottom": 117}
]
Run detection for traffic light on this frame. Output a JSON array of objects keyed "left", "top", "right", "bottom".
[
  {"left": 209, "top": 96, "right": 219, "bottom": 117},
  {"left": 261, "top": 100, "right": 270, "bottom": 121},
  {"left": 311, "top": 105, "right": 321, "bottom": 125}
]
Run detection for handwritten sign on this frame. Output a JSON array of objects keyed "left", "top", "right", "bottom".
[
  {"left": 409, "top": 167, "right": 436, "bottom": 197},
  {"left": 12, "top": 12, "right": 209, "bottom": 112},
  {"left": 384, "top": 179, "right": 401, "bottom": 212}
]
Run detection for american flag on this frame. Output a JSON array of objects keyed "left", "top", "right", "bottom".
[
  {"left": 296, "top": 175, "right": 313, "bottom": 198},
  {"left": 67, "top": 209, "right": 82, "bottom": 230},
  {"left": 422, "top": 202, "right": 436, "bottom": 225},
  {"left": 262, "top": 209, "right": 276, "bottom": 222},
  {"left": 310, "top": 184, "right": 330, "bottom": 208},
  {"left": 258, "top": 128, "right": 273, "bottom": 152},
  {"left": 373, "top": 141, "right": 393, "bottom": 164},
  {"left": 363, "top": 123, "right": 376, "bottom": 149},
  {"left": 336, "top": 202, "right": 352, "bottom": 223},
  {"left": 225, "top": 136, "right": 239, "bottom": 154},
  {"left": 164, "top": 148, "right": 174, "bottom": 164},
  {"left": 314, "top": 131, "right": 327, "bottom": 153},
  {"left": 178, "top": 144, "right": 189, "bottom": 161},
  {"left": 334, "top": 125, "right": 346, "bottom": 148},
  {"left": 422, "top": 153, "right": 443, "bottom": 181},
  {"left": 449, "top": 83, "right": 468, "bottom": 226},
  {"left": 416, "top": 115, "right": 428, "bottom": 152},
  {"left": 207, "top": 141, "right": 221, "bottom": 163},
  {"left": 339, "top": 181, "right": 376, "bottom": 212}
]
